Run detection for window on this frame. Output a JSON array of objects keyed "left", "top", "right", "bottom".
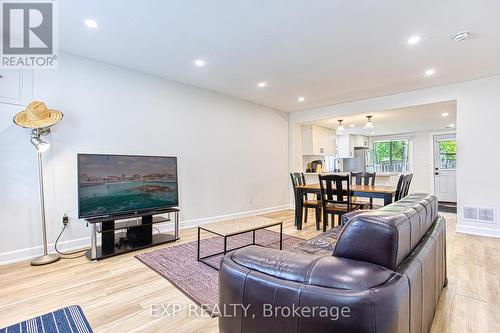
[
  {"left": 438, "top": 140, "right": 456, "bottom": 169},
  {"left": 373, "top": 140, "right": 410, "bottom": 172}
]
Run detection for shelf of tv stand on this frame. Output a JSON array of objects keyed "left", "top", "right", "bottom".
[
  {"left": 85, "top": 233, "right": 179, "bottom": 260},
  {"left": 96, "top": 216, "right": 171, "bottom": 233},
  {"left": 85, "top": 208, "right": 180, "bottom": 261},
  {"left": 86, "top": 207, "right": 180, "bottom": 223}
]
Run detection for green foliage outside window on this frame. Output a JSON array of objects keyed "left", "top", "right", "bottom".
[
  {"left": 439, "top": 141, "right": 456, "bottom": 160},
  {"left": 374, "top": 142, "right": 390, "bottom": 162},
  {"left": 438, "top": 140, "right": 457, "bottom": 168},
  {"left": 373, "top": 140, "right": 409, "bottom": 172}
]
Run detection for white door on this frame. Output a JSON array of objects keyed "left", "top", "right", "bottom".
[{"left": 433, "top": 134, "right": 457, "bottom": 202}]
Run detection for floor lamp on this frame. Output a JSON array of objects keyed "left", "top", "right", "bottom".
[{"left": 13, "top": 101, "right": 64, "bottom": 266}]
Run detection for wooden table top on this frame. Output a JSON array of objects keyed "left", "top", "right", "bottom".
[
  {"left": 296, "top": 183, "right": 396, "bottom": 194},
  {"left": 200, "top": 216, "right": 283, "bottom": 236}
]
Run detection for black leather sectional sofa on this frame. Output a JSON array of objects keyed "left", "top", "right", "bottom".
[{"left": 218, "top": 193, "right": 446, "bottom": 333}]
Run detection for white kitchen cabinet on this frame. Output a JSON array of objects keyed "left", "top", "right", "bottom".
[
  {"left": 302, "top": 125, "right": 336, "bottom": 156},
  {"left": 336, "top": 134, "right": 355, "bottom": 158},
  {"left": 354, "top": 135, "right": 369, "bottom": 148}
]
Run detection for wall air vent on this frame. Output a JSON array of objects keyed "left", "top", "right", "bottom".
[{"left": 463, "top": 206, "right": 496, "bottom": 223}]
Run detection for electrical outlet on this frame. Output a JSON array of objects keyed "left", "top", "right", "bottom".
[{"left": 63, "top": 214, "right": 69, "bottom": 226}]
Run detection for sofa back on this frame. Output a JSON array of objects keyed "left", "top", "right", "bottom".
[{"left": 333, "top": 193, "right": 438, "bottom": 270}]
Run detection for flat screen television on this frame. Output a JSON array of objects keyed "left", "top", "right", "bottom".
[{"left": 78, "top": 154, "right": 178, "bottom": 219}]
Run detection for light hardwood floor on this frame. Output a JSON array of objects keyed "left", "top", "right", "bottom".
[{"left": 0, "top": 210, "right": 498, "bottom": 332}]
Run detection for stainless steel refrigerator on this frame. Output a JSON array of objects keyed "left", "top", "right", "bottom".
[{"left": 343, "top": 148, "right": 371, "bottom": 173}]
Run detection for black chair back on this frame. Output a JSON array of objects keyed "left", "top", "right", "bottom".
[
  {"left": 290, "top": 172, "right": 306, "bottom": 189},
  {"left": 319, "top": 174, "right": 353, "bottom": 209},
  {"left": 402, "top": 174, "right": 413, "bottom": 197},
  {"left": 351, "top": 172, "right": 376, "bottom": 186},
  {"left": 395, "top": 174, "right": 413, "bottom": 201}
]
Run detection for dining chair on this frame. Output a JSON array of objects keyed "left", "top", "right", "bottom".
[
  {"left": 402, "top": 174, "right": 413, "bottom": 197},
  {"left": 318, "top": 174, "right": 362, "bottom": 231},
  {"left": 290, "top": 173, "right": 322, "bottom": 230},
  {"left": 351, "top": 172, "right": 376, "bottom": 209},
  {"left": 395, "top": 174, "right": 413, "bottom": 201}
]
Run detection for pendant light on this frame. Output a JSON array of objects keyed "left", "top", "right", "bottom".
[
  {"left": 336, "top": 120, "right": 345, "bottom": 134},
  {"left": 365, "top": 115, "right": 374, "bottom": 129}
]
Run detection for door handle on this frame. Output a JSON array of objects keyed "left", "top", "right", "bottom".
[{"left": 435, "top": 172, "right": 439, "bottom": 175}]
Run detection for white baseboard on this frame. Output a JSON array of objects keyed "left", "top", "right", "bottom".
[
  {"left": 0, "top": 205, "right": 292, "bottom": 265},
  {"left": 455, "top": 223, "right": 500, "bottom": 238},
  {"left": 0, "top": 237, "right": 90, "bottom": 266}
]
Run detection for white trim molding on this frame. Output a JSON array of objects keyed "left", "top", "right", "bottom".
[
  {"left": 455, "top": 224, "right": 500, "bottom": 239},
  {"left": 0, "top": 237, "right": 90, "bottom": 266},
  {"left": 0, "top": 204, "right": 293, "bottom": 265}
]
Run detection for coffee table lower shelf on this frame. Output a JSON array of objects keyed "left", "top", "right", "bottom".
[{"left": 197, "top": 222, "right": 283, "bottom": 271}]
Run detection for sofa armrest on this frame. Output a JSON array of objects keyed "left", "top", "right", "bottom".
[
  {"left": 226, "top": 245, "right": 393, "bottom": 290},
  {"left": 341, "top": 209, "right": 370, "bottom": 225}
]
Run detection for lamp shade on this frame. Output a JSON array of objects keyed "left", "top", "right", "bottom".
[
  {"left": 336, "top": 120, "right": 345, "bottom": 134},
  {"left": 30, "top": 136, "right": 50, "bottom": 153},
  {"left": 365, "top": 116, "right": 374, "bottom": 129}
]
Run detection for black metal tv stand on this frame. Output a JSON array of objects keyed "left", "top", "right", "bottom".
[{"left": 84, "top": 208, "right": 180, "bottom": 261}]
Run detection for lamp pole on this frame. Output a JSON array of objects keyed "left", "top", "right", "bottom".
[
  {"left": 31, "top": 132, "right": 60, "bottom": 266},
  {"left": 12, "top": 102, "right": 64, "bottom": 266}
]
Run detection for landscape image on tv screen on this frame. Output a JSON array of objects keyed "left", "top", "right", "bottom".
[{"left": 78, "top": 154, "right": 178, "bottom": 218}]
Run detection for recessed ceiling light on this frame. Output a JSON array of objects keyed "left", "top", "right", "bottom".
[
  {"left": 194, "top": 59, "right": 205, "bottom": 67},
  {"left": 453, "top": 31, "right": 470, "bottom": 42},
  {"left": 350, "top": 124, "right": 355, "bottom": 128},
  {"left": 425, "top": 69, "right": 436, "bottom": 76},
  {"left": 257, "top": 82, "right": 267, "bottom": 88},
  {"left": 442, "top": 112, "right": 449, "bottom": 117},
  {"left": 84, "top": 19, "right": 98, "bottom": 29},
  {"left": 407, "top": 35, "right": 420, "bottom": 45},
  {"left": 297, "top": 97, "right": 305, "bottom": 102}
]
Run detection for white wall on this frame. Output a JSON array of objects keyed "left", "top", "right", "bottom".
[
  {"left": 289, "top": 75, "right": 500, "bottom": 238},
  {"left": 0, "top": 53, "right": 289, "bottom": 263}
]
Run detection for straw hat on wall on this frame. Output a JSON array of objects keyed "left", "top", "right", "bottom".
[{"left": 13, "top": 101, "right": 63, "bottom": 129}]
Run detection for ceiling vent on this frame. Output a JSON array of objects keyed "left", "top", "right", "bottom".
[
  {"left": 463, "top": 206, "right": 496, "bottom": 223},
  {"left": 453, "top": 31, "right": 471, "bottom": 42}
]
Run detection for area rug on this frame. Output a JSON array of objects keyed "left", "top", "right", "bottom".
[
  {"left": 135, "top": 229, "right": 304, "bottom": 316},
  {"left": 0, "top": 305, "right": 92, "bottom": 333}
]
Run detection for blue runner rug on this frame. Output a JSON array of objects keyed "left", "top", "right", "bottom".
[{"left": 0, "top": 305, "right": 93, "bottom": 333}]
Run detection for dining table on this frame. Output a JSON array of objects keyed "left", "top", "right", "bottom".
[{"left": 294, "top": 183, "right": 397, "bottom": 230}]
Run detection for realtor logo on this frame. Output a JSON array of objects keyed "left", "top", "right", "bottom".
[{"left": 1, "top": 1, "right": 58, "bottom": 68}]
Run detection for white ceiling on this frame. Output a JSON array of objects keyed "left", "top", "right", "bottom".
[
  {"left": 58, "top": 0, "right": 500, "bottom": 112},
  {"left": 313, "top": 101, "right": 457, "bottom": 136}
]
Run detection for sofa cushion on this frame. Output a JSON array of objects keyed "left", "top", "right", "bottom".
[
  {"left": 229, "top": 245, "right": 394, "bottom": 290},
  {"left": 333, "top": 194, "right": 438, "bottom": 270}
]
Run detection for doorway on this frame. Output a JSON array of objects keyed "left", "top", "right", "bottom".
[{"left": 433, "top": 133, "right": 457, "bottom": 203}]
